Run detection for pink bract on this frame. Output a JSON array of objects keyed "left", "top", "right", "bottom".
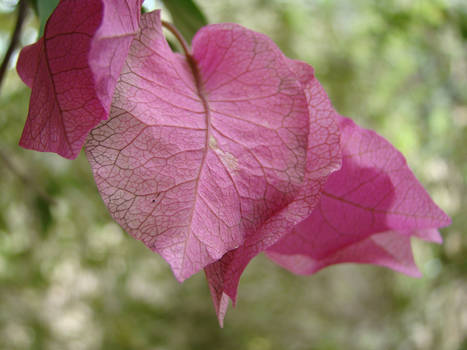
[
  {"left": 16, "top": 3, "right": 450, "bottom": 326},
  {"left": 17, "top": 0, "right": 142, "bottom": 159},
  {"left": 85, "top": 11, "right": 341, "bottom": 283},
  {"left": 267, "top": 115, "right": 450, "bottom": 276},
  {"left": 205, "top": 109, "right": 450, "bottom": 326}
]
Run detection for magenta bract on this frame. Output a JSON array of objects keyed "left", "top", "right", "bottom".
[
  {"left": 17, "top": 0, "right": 142, "bottom": 159},
  {"left": 17, "top": 4, "right": 450, "bottom": 326},
  {"left": 267, "top": 115, "right": 451, "bottom": 276},
  {"left": 86, "top": 11, "right": 341, "bottom": 282}
]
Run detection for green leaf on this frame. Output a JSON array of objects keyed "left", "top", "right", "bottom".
[
  {"left": 37, "top": 0, "right": 59, "bottom": 36},
  {"left": 161, "top": 0, "right": 208, "bottom": 41}
]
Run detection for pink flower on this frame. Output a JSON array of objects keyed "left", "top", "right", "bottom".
[{"left": 17, "top": 5, "right": 450, "bottom": 326}]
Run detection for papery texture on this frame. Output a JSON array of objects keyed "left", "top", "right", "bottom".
[
  {"left": 17, "top": 0, "right": 141, "bottom": 159},
  {"left": 86, "top": 11, "right": 341, "bottom": 282},
  {"left": 267, "top": 115, "right": 451, "bottom": 275},
  {"left": 205, "top": 61, "right": 342, "bottom": 325}
]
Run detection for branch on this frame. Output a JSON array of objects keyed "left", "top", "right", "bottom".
[{"left": 0, "top": 0, "right": 28, "bottom": 94}]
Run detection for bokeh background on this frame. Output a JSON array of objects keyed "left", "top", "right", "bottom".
[{"left": 0, "top": 0, "right": 466, "bottom": 349}]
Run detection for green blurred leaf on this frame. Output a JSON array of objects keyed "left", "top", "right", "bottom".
[
  {"left": 161, "top": 0, "right": 208, "bottom": 41},
  {"left": 36, "top": 0, "right": 59, "bottom": 36}
]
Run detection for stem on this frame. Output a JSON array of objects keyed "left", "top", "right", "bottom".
[
  {"left": 161, "top": 20, "right": 204, "bottom": 97},
  {"left": 0, "top": 0, "right": 28, "bottom": 95},
  {"left": 161, "top": 20, "right": 192, "bottom": 57}
]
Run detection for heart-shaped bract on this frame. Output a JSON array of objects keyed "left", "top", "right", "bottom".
[{"left": 85, "top": 11, "right": 341, "bottom": 283}]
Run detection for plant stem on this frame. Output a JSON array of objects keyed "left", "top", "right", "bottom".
[
  {"left": 161, "top": 20, "right": 192, "bottom": 57},
  {"left": 161, "top": 20, "right": 204, "bottom": 98},
  {"left": 0, "top": 0, "right": 28, "bottom": 95}
]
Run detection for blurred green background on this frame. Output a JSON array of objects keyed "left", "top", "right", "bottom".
[{"left": 1, "top": 0, "right": 466, "bottom": 349}]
